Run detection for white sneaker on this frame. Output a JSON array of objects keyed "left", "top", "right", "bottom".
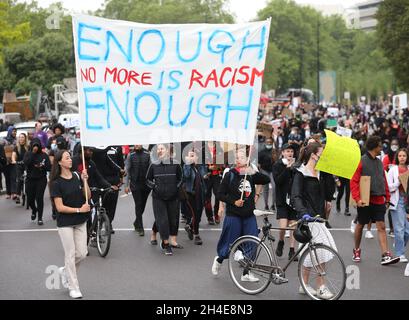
[
  {"left": 365, "top": 231, "right": 374, "bottom": 239},
  {"left": 233, "top": 250, "right": 245, "bottom": 262},
  {"left": 298, "top": 285, "right": 317, "bottom": 296},
  {"left": 285, "top": 230, "right": 290, "bottom": 238},
  {"left": 317, "top": 285, "right": 334, "bottom": 300},
  {"left": 240, "top": 272, "right": 259, "bottom": 282},
  {"left": 69, "top": 289, "right": 83, "bottom": 299},
  {"left": 58, "top": 267, "right": 68, "bottom": 289},
  {"left": 350, "top": 220, "right": 356, "bottom": 233},
  {"left": 399, "top": 255, "right": 408, "bottom": 263},
  {"left": 211, "top": 256, "right": 222, "bottom": 276},
  {"left": 405, "top": 263, "right": 409, "bottom": 277}
]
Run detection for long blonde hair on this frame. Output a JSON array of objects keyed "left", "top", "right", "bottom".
[{"left": 16, "top": 133, "right": 29, "bottom": 155}]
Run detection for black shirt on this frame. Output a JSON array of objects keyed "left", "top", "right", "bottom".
[{"left": 50, "top": 173, "right": 90, "bottom": 228}]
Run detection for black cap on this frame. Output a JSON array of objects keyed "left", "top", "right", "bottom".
[{"left": 281, "top": 143, "right": 295, "bottom": 151}]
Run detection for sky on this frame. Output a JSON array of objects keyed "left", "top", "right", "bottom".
[{"left": 33, "top": 0, "right": 364, "bottom": 22}]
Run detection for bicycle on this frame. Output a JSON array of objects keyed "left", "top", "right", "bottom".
[
  {"left": 87, "top": 187, "right": 115, "bottom": 258},
  {"left": 228, "top": 210, "right": 346, "bottom": 300}
]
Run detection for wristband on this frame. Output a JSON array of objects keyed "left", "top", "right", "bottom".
[{"left": 77, "top": 208, "right": 80, "bottom": 214}]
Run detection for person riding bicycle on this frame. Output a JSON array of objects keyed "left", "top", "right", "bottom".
[
  {"left": 211, "top": 147, "right": 270, "bottom": 281},
  {"left": 290, "top": 142, "right": 337, "bottom": 299},
  {"left": 92, "top": 146, "right": 125, "bottom": 233}
]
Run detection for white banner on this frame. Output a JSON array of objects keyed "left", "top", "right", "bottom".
[
  {"left": 72, "top": 15, "right": 271, "bottom": 147},
  {"left": 336, "top": 126, "right": 352, "bottom": 138}
]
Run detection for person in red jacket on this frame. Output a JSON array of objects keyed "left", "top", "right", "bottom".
[{"left": 350, "top": 135, "right": 400, "bottom": 265}]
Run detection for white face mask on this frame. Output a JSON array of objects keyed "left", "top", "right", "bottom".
[
  {"left": 391, "top": 145, "right": 399, "bottom": 152},
  {"left": 51, "top": 143, "right": 57, "bottom": 151}
]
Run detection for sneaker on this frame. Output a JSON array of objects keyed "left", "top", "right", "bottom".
[
  {"left": 365, "top": 231, "right": 374, "bottom": 239},
  {"left": 15, "top": 197, "right": 20, "bottom": 204},
  {"left": 350, "top": 220, "right": 356, "bottom": 233},
  {"left": 180, "top": 216, "right": 187, "bottom": 224},
  {"left": 270, "top": 205, "right": 276, "bottom": 211},
  {"left": 241, "top": 272, "right": 259, "bottom": 282},
  {"left": 194, "top": 235, "right": 203, "bottom": 245},
  {"left": 164, "top": 244, "right": 173, "bottom": 256},
  {"left": 344, "top": 208, "right": 351, "bottom": 216},
  {"left": 185, "top": 225, "right": 194, "bottom": 240},
  {"left": 381, "top": 252, "right": 400, "bottom": 265},
  {"left": 352, "top": 248, "right": 361, "bottom": 262},
  {"left": 136, "top": 229, "right": 145, "bottom": 237},
  {"left": 285, "top": 230, "right": 290, "bottom": 238},
  {"left": 38, "top": 220, "right": 44, "bottom": 226},
  {"left": 264, "top": 205, "right": 269, "bottom": 211},
  {"left": 234, "top": 250, "right": 245, "bottom": 262},
  {"left": 298, "top": 285, "right": 317, "bottom": 296},
  {"left": 325, "top": 221, "right": 332, "bottom": 229},
  {"left": 69, "top": 289, "right": 83, "bottom": 299},
  {"left": 214, "top": 215, "right": 220, "bottom": 225},
  {"left": 288, "top": 248, "right": 298, "bottom": 261},
  {"left": 58, "top": 267, "right": 68, "bottom": 289},
  {"left": 208, "top": 217, "right": 215, "bottom": 225},
  {"left": 211, "top": 256, "right": 222, "bottom": 276},
  {"left": 31, "top": 211, "right": 36, "bottom": 221},
  {"left": 388, "top": 231, "right": 395, "bottom": 238},
  {"left": 399, "top": 255, "right": 408, "bottom": 263},
  {"left": 317, "top": 285, "right": 334, "bottom": 300},
  {"left": 405, "top": 263, "right": 409, "bottom": 277},
  {"left": 276, "top": 240, "right": 284, "bottom": 257}
]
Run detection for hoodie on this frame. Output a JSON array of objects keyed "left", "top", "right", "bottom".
[
  {"left": 217, "top": 167, "right": 270, "bottom": 218},
  {"left": 23, "top": 138, "right": 51, "bottom": 179}
]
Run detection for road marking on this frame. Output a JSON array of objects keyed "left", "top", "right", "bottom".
[{"left": 0, "top": 228, "right": 383, "bottom": 233}]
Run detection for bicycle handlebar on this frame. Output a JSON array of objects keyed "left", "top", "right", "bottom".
[
  {"left": 90, "top": 187, "right": 120, "bottom": 193},
  {"left": 288, "top": 214, "right": 326, "bottom": 228}
]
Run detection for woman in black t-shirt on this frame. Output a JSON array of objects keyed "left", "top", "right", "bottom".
[{"left": 50, "top": 150, "right": 90, "bottom": 299}]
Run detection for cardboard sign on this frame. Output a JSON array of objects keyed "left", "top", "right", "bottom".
[
  {"left": 398, "top": 171, "right": 409, "bottom": 193},
  {"left": 350, "top": 176, "right": 371, "bottom": 207},
  {"left": 257, "top": 122, "right": 273, "bottom": 137}
]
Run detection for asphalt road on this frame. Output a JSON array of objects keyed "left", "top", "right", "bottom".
[{"left": 0, "top": 189, "right": 408, "bottom": 300}]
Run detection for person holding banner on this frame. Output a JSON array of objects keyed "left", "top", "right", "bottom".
[
  {"left": 124, "top": 145, "right": 152, "bottom": 236},
  {"left": 386, "top": 148, "right": 409, "bottom": 263},
  {"left": 50, "top": 150, "right": 91, "bottom": 299},
  {"left": 146, "top": 144, "right": 183, "bottom": 256},
  {"left": 211, "top": 148, "right": 270, "bottom": 279},
  {"left": 350, "top": 136, "right": 400, "bottom": 265}
]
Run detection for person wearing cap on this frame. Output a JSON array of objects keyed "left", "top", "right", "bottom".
[{"left": 272, "top": 143, "right": 298, "bottom": 260}]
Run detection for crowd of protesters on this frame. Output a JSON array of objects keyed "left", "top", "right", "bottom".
[{"left": 1, "top": 100, "right": 409, "bottom": 299}]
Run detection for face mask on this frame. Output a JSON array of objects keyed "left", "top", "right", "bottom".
[
  {"left": 391, "top": 145, "right": 399, "bottom": 152},
  {"left": 265, "top": 145, "right": 273, "bottom": 150},
  {"left": 51, "top": 144, "right": 57, "bottom": 151}
]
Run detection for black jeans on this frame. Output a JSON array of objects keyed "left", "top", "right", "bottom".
[
  {"left": 26, "top": 177, "right": 47, "bottom": 220},
  {"left": 186, "top": 193, "right": 205, "bottom": 235},
  {"left": 152, "top": 198, "right": 179, "bottom": 241},
  {"left": 103, "top": 189, "right": 119, "bottom": 224},
  {"left": 336, "top": 177, "right": 350, "bottom": 211},
  {"left": 3, "top": 164, "right": 12, "bottom": 196},
  {"left": 131, "top": 185, "right": 151, "bottom": 230},
  {"left": 204, "top": 175, "right": 221, "bottom": 219}
]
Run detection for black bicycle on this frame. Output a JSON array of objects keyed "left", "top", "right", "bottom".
[
  {"left": 228, "top": 210, "right": 346, "bottom": 300},
  {"left": 88, "top": 187, "right": 114, "bottom": 258}
]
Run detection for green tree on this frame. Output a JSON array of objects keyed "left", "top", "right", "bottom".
[
  {"left": 101, "top": 0, "right": 234, "bottom": 23},
  {"left": 377, "top": 0, "right": 409, "bottom": 91}
]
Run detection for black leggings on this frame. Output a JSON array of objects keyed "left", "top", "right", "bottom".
[
  {"left": 204, "top": 175, "right": 221, "bottom": 218},
  {"left": 152, "top": 198, "right": 179, "bottom": 241},
  {"left": 336, "top": 177, "right": 350, "bottom": 210},
  {"left": 26, "top": 177, "right": 47, "bottom": 220},
  {"left": 186, "top": 193, "right": 204, "bottom": 235}
]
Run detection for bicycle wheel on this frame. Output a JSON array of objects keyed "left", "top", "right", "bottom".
[
  {"left": 228, "top": 236, "right": 272, "bottom": 295},
  {"left": 96, "top": 210, "right": 111, "bottom": 257},
  {"left": 298, "top": 243, "right": 346, "bottom": 300}
]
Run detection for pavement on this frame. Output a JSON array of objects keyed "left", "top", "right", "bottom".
[{"left": 0, "top": 188, "right": 408, "bottom": 300}]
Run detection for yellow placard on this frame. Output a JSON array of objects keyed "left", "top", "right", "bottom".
[{"left": 316, "top": 130, "right": 361, "bottom": 179}]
